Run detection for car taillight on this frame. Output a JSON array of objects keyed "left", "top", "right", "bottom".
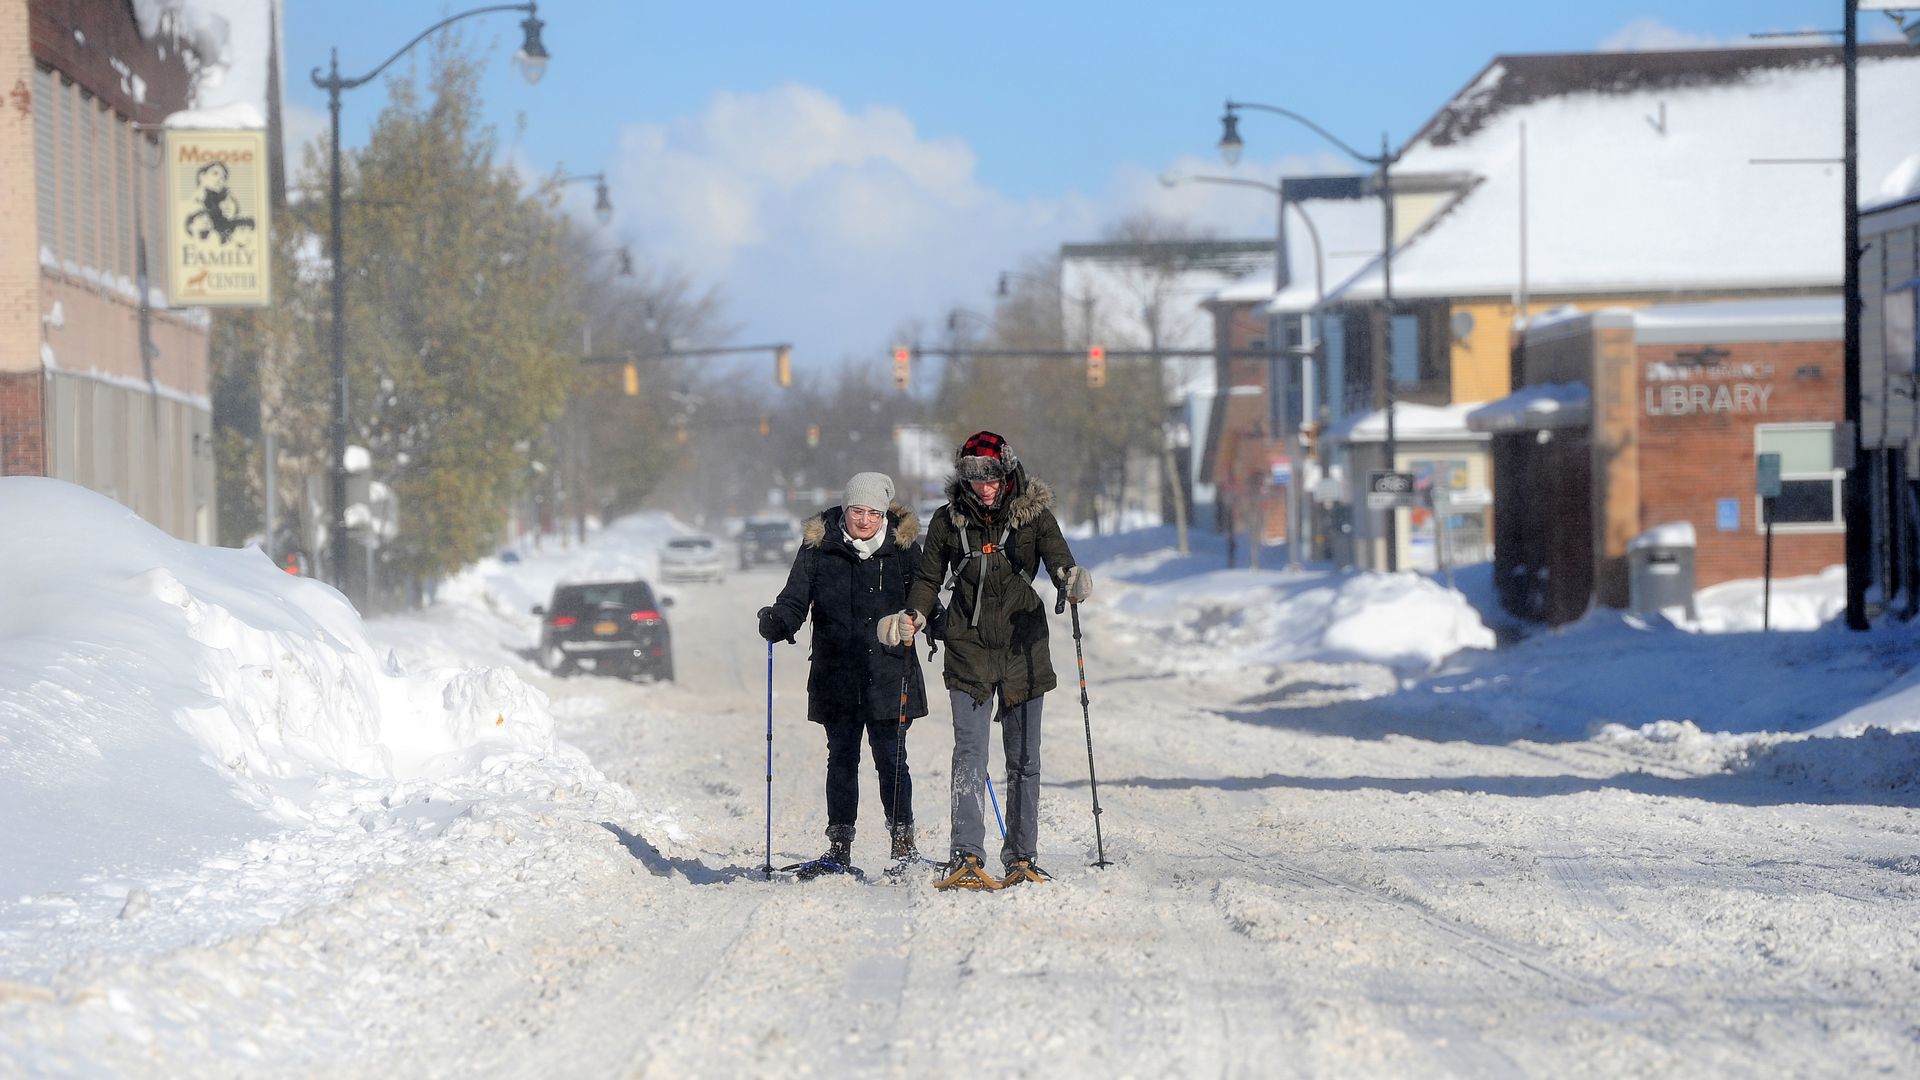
[
  {"left": 630, "top": 610, "right": 662, "bottom": 623},
  {"left": 549, "top": 615, "right": 578, "bottom": 628}
]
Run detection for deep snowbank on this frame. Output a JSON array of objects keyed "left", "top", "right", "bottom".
[
  {"left": 0, "top": 478, "right": 599, "bottom": 906},
  {"left": 1083, "top": 532, "right": 1920, "bottom": 798},
  {"left": 1101, "top": 556, "right": 1495, "bottom": 675}
]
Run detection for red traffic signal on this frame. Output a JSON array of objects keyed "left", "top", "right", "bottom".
[
  {"left": 1086, "top": 344, "right": 1107, "bottom": 388},
  {"left": 892, "top": 346, "right": 911, "bottom": 390}
]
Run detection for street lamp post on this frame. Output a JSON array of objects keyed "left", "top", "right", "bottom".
[
  {"left": 1220, "top": 100, "right": 1402, "bottom": 570},
  {"left": 312, "top": 3, "right": 549, "bottom": 605},
  {"left": 561, "top": 172, "right": 614, "bottom": 226},
  {"left": 1162, "top": 171, "right": 1345, "bottom": 568}
]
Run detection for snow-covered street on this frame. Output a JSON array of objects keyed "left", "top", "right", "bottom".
[{"left": 6, "top": 483, "right": 1920, "bottom": 1076}]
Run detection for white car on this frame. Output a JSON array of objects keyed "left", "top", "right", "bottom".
[{"left": 660, "top": 535, "right": 726, "bottom": 583}]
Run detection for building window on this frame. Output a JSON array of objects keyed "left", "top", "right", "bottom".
[
  {"left": 1886, "top": 279, "right": 1918, "bottom": 374},
  {"left": 1754, "top": 422, "right": 1842, "bottom": 532}
]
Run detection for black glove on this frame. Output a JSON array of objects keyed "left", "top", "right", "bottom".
[{"left": 756, "top": 606, "right": 787, "bottom": 643}]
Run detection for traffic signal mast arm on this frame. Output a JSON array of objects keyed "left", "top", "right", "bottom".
[
  {"left": 899, "top": 346, "right": 1318, "bottom": 360},
  {"left": 578, "top": 343, "right": 796, "bottom": 365}
]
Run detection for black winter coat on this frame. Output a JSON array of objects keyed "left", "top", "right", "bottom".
[
  {"left": 764, "top": 504, "right": 930, "bottom": 725},
  {"left": 905, "top": 467, "right": 1076, "bottom": 708}
]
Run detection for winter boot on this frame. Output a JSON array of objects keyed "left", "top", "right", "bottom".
[
  {"left": 933, "top": 853, "right": 1003, "bottom": 891},
  {"left": 888, "top": 821, "right": 918, "bottom": 861},
  {"left": 1000, "top": 858, "right": 1052, "bottom": 886},
  {"left": 795, "top": 825, "right": 857, "bottom": 880}
]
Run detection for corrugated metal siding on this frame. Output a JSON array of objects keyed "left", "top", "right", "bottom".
[
  {"left": 46, "top": 372, "right": 209, "bottom": 539},
  {"left": 33, "top": 67, "right": 54, "bottom": 256},
  {"left": 115, "top": 120, "right": 130, "bottom": 280},
  {"left": 58, "top": 80, "right": 75, "bottom": 264},
  {"left": 80, "top": 95, "right": 97, "bottom": 272}
]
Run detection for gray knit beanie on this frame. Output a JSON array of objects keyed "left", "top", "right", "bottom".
[{"left": 844, "top": 471, "right": 895, "bottom": 514}]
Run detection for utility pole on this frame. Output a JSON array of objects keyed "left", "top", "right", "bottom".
[{"left": 1843, "top": 0, "right": 1870, "bottom": 630}]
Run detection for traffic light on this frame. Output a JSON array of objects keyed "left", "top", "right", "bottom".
[
  {"left": 758, "top": 415, "right": 770, "bottom": 436},
  {"left": 806, "top": 423, "right": 820, "bottom": 448},
  {"left": 1086, "top": 344, "right": 1107, "bottom": 388},
  {"left": 623, "top": 361, "right": 639, "bottom": 396},
  {"left": 774, "top": 345, "right": 792, "bottom": 388},
  {"left": 892, "top": 346, "right": 911, "bottom": 390}
]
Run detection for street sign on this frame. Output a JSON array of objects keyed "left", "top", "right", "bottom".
[
  {"left": 1756, "top": 453, "right": 1782, "bottom": 499},
  {"left": 1367, "top": 470, "right": 1416, "bottom": 510},
  {"left": 163, "top": 127, "right": 271, "bottom": 307},
  {"left": 1717, "top": 497, "right": 1740, "bottom": 532}
]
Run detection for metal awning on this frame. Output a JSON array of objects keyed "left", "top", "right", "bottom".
[{"left": 1465, "top": 382, "right": 1592, "bottom": 433}]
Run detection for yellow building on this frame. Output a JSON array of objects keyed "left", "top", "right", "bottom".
[{"left": 1311, "top": 44, "right": 1920, "bottom": 570}]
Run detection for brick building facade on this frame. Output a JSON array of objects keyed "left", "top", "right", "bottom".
[
  {"left": 0, "top": 0, "right": 213, "bottom": 539},
  {"left": 1472, "top": 299, "right": 1842, "bottom": 624}
]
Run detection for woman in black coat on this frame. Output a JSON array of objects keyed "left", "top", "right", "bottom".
[{"left": 757, "top": 471, "right": 929, "bottom": 872}]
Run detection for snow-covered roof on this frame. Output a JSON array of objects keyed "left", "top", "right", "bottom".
[
  {"left": 1465, "top": 381, "right": 1593, "bottom": 433},
  {"left": 163, "top": 101, "right": 265, "bottom": 129},
  {"left": 1515, "top": 297, "right": 1844, "bottom": 350},
  {"left": 1865, "top": 151, "right": 1920, "bottom": 213},
  {"left": 1629, "top": 296, "right": 1841, "bottom": 344},
  {"left": 1329, "top": 46, "right": 1920, "bottom": 304},
  {"left": 136, "top": 0, "right": 277, "bottom": 121},
  {"left": 1323, "top": 400, "right": 1494, "bottom": 445}
]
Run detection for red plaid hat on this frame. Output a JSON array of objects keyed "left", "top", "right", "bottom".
[{"left": 956, "top": 430, "right": 1017, "bottom": 481}]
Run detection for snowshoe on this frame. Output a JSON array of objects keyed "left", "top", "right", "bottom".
[
  {"left": 933, "top": 854, "right": 1004, "bottom": 891},
  {"left": 780, "top": 826, "right": 861, "bottom": 880},
  {"left": 999, "top": 859, "right": 1052, "bottom": 887},
  {"left": 781, "top": 857, "right": 864, "bottom": 881}
]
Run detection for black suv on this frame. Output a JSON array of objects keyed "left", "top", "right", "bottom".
[
  {"left": 532, "top": 580, "right": 675, "bottom": 681},
  {"left": 738, "top": 518, "right": 799, "bottom": 569}
]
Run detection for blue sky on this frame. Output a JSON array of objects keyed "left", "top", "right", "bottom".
[{"left": 279, "top": 2, "right": 1902, "bottom": 368}]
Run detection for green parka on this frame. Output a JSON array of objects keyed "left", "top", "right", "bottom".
[{"left": 905, "top": 467, "right": 1077, "bottom": 707}]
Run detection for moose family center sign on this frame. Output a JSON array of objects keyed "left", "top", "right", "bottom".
[{"left": 163, "top": 128, "right": 271, "bottom": 307}]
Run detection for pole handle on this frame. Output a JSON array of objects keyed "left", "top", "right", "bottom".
[{"left": 1055, "top": 584, "right": 1067, "bottom": 615}]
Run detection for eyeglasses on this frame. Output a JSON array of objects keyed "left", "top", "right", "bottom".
[{"left": 846, "top": 507, "right": 886, "bottom": 521}]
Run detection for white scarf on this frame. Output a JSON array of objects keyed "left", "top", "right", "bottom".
[{"left": 844, "top": 527, "right": 885, "bottom": 560}]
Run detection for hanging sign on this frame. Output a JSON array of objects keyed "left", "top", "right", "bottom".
[{"left": 163, "top": 128, "right": 271, "bottom": 307}]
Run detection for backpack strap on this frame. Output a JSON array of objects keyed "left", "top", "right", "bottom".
[{"left": 949, "top": 520, "right": 1017, "bottom": 629}]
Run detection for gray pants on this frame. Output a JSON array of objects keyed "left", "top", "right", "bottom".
[{"left": 948, "top": 688, "right": 1043, "bottom": 869}]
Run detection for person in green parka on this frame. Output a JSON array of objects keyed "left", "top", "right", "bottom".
[{"left": 879, "top": 431, "right": 1093, "bottom": 888}]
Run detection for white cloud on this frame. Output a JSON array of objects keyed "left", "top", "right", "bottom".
[
  {"left": 1598, "top": 18, "right": 1735, "bottom": 52},
  {"left": 600, "top": 84, "right": 1306, "bottom": 365}
]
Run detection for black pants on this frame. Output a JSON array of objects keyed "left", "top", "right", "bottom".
[{"left": 823, "top": 714, "right": 912, "bottom": 830}]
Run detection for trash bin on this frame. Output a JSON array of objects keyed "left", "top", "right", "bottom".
[{"left": 1628, "top": 522, "right": 1697, "bottom": 620}]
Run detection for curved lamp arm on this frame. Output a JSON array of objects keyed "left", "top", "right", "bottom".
[
  {"left": 1222, "top": 99, "right": 1384, "bottom": 167},
  {"left": 313, "top": 3, "right": 541, "bottom": 92}
]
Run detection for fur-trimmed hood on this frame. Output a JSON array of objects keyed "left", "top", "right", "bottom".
[
  {"left": 801, "top": 502, "right": 920, "bottom": 549},
  {"left": 943, "top": 469, "right": 1054, "bottom": 530}
]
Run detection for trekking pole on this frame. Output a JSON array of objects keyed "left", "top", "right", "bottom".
[
  {"left": 762, "top": 639, "right": 775, "bottom": 880},
  {"left": 986, "top": 774, "right": 1006, "bottom": 839},
  {"left": 890, "top": 662, "right": 911, "bottom": 853},
  {"left": 1058, "top": 585, "right": 1111, "bottom": 868}
]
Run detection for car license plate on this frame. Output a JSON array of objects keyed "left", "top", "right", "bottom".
[{"left": 594, "top": 621, "right": 619, "bottom": 635}]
